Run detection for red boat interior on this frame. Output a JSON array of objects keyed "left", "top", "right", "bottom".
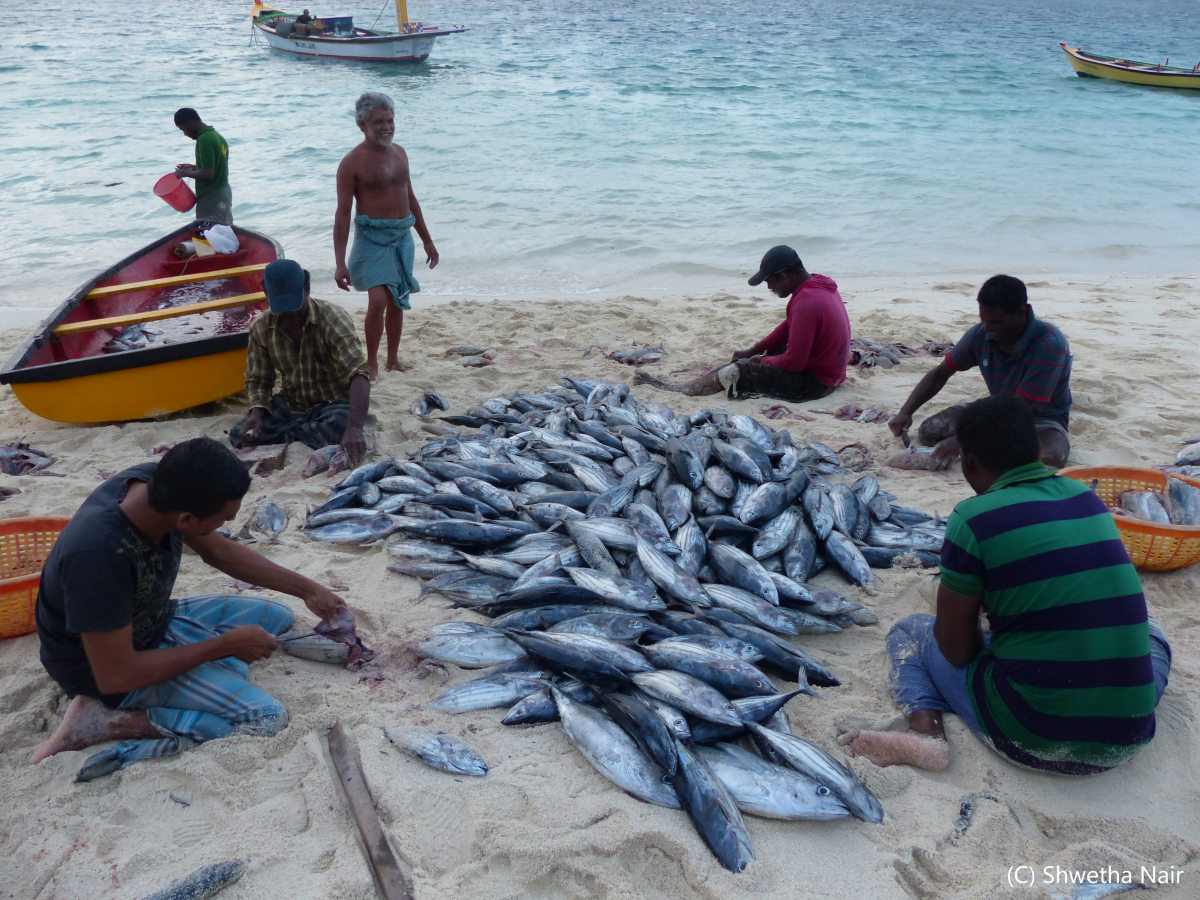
[{"left": 26, "top": 227, "right": 276, "bottom": 368}]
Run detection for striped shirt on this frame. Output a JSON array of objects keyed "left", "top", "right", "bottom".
[
  {"left": 946, "top": 311, "right": 1072, "bottom": 427},
  {"left": 940, "top": 463, "right": 1157, "bottom": 774},
  {"left": 245, "top": 297, "right": 369, "bottom": 412}
]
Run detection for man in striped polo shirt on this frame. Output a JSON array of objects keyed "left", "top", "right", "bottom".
[
  {"left": 889, "top": 274, "right": 1072, "bottom": 468},
  {"left": 841, "top": 396, "right": 1171, "bottom": 774}
]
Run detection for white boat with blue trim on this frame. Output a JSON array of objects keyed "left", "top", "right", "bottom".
[{"left": 251, "top": 0, "right": 464, "bottom": 63}]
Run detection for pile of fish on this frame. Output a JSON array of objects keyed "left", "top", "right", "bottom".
[
  {"left": 813, "top": 404, "right": 891, "bottom": 425},
  {"left": 0, "top": 440, "right": 57, "bottom": 476},
  {"left": 1154, "top": 434, "right": 1200, "bottom": 481},
  {"left": 102, "top": 322, "right": 163, "bottom": 354},
  {"left": 411, "top": 388, "right": 451, "bottom": 417},
  {"left": 288, "top": 378, "right": 951, "bottom": 871},
  {"left": 1112, "top": 478, "right": 1200, "bottom": 527},
  {"left": 848, "top": 338, "right": 953, "bottom": 370},
  {"left": 606, "top": 344, "right": 664, "bottom": 366},
  {"left": 299, "top": 380, "right": 946, "bottom": 578},
  {"left": 446, "top": 345, "right": 495, "bottom": 367},
  {"left": 759, "top": 404, "right": 813, "bottom": 422}
]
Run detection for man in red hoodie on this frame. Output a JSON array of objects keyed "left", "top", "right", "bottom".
[{"left": 635, "top": 245, "right": 851, "bottom": 401}]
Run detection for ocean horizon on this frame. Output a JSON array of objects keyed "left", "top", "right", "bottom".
[{"left": 4, "top": 0, "right": 1200, "bottom": 307}]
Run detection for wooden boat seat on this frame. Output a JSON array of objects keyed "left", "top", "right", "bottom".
[
  {"left": 54, "top": 292, "right": 267, "bottom": 337},
  {"left": 85, "top": 263, "right": 269, "bottom": 300}
]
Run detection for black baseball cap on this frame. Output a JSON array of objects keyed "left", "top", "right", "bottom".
[
  {"left": 748, "top": 245, "right": 802, "bottom": 286},
  {"left": 263, "top": 259, "right": 305, "bottom": 314}
]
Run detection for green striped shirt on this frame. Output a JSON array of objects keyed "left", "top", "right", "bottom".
[{"left": 940, "top": 462, "right": 1156, "bottom": 774}]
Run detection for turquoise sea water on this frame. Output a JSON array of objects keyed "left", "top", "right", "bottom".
[{"left": 4, "top": 0, "right": 1200, "bottom": 306}]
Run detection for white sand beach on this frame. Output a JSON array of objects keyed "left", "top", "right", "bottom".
[{"left": 0, "top": 275, "right": 1196, "bottom": 900}]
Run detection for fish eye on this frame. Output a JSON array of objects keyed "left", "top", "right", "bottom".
[{"left": 817, "top": 786, "right": 830, "bottom": 796}]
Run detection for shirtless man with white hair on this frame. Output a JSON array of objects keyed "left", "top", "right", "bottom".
[{"left": 333, "top": 91, "right": 439, "bottom": 378}]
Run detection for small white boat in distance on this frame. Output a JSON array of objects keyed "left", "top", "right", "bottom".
[{"left": 251, "top": 0, "right": 465, "bottom": 63}]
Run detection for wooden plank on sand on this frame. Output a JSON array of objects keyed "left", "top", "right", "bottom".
[
  {"left": 53, "top": 292, "right": 266, "bottom": 337},
  {"left": 84, "top": 263, "right": 269, "bottom": 299},
  {"left": 327, "top": 721, "right": 412, "bottom": 900}
]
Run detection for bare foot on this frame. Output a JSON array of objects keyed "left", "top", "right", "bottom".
[
  {"left": 838, "top": 728, "right": 951, "bottom": 772},
  {"left": 368, "top": 360, "right": 379, "bottom": 382},
  {"left": 385, "top": 358, "right": 408, "bottom": 373},
  {"left": 30, "top": 695, "right": 160, "bottom": 764}
]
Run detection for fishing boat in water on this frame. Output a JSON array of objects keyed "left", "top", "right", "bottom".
[
  {"left": 0, "top": 223, "right": 280, "bottom": 424},
  {"left": 251, "top": 0, "right": 464, "bottom": 63},
  {"left": 1061, "top": 43, "right": 1200, "bottom": 90}
]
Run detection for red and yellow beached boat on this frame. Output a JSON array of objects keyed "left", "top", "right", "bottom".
[
  {"left": 0, "top": 223, "right": 281, "bottom": 424},
  {"left": 1061, "top": 43, "right": 1200, "bottom": 90}
]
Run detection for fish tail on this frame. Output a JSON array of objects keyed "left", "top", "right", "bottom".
[{"left": 794, "top": 666, "right": 818, "bottom": 698}]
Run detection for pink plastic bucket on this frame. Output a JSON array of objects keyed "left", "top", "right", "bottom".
[{"left": 153, "top": 174, "right": 196, "bottom": 213}]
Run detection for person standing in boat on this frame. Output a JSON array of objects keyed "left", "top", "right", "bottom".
[
  {"left": 634, "top": 245, "right": 851, "bottom": 401},
  {"left": 230, "top": 259, "right": 371, "bottom": 465},
  {"left": 334, "top": 91, "right": 439, "bottom": 379},
  {"left": 173, "top": 108, "right": 233, "bottom": 225},
  {"left": 292, "top": 9, "right": 324, "bottom": 36}
]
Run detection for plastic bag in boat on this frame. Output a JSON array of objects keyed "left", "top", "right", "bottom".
[{"left": 202, "top": 224, "right": 240, "bottom": 254}]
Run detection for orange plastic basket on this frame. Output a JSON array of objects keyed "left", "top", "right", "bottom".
[
  {"left": 1059, "top": 466, "right": 1200, "bottom": 572},
  {"left": 0, "top": 517, "right": 71, "bottom": 639}
]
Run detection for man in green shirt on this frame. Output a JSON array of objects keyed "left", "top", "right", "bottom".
[
  {"left": 839, "top": 395, "right": 1170, "bottom": 774},
  {"left": 174, "top": 108, "right": 232, "bottom": 225}
]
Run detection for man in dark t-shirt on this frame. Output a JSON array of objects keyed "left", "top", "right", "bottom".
[
  {"left": 292, "top": 9, "right": 324, "bottom": 35},
  {"left": 31, "top": 438, "right": 343, "bottom": 780},
  {"left": 888, "top": 275, "right": 1072, "bottom": 468}
]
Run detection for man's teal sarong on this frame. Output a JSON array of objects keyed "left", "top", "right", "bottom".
[{"left": 348, "top": 213, "right": 420, "bottom": 310}]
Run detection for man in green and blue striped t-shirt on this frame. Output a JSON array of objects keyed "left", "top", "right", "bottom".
[{"left": 841, "top": 395, "right": 1170, "bottom": 774}]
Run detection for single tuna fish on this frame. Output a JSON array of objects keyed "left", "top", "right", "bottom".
[
  {"left": 552, "top": 684, "right": 680, "bottom": 808},
  {"left": 383, "top": 725, "right": 488, "bottom": 776},
  {"left": 695, "top": 743, "right": 849, "bottom": 821},
  {"left": 746, "top": 722, "right": 884, "bottom": 824},
  {"left": 632, "top": 669, "right": 742, "bottom": 727},
  {"left": 670, "top": 739, "right": 755, "bottom": 874},
  {"left": 240, "top": 495, "right": 288, "bottom": 541},
  {"left": 137, "top": 860, "right": 249, "bottom": 900},
  {"left": 428, "top": 663, "right": 551, "bottom": 712},
  {"left": 411, "top": 626, "right": 526, "bottom": 668},
  {"left": 303, "top": 445, "right": 339, "bottom": 478}
]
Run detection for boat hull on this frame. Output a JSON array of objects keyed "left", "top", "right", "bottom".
[
  {"left": 0, "top": 222, "right": 281, "bottom": 424},
  {"left": 1062, "top": 44, "right": 1200, "bottom": 90},
  {"left": 256, "top": 22, "right": 437, "bottom": 62},
  {"left": 9, "top": 348, "right": 250, "bottom": 424}
]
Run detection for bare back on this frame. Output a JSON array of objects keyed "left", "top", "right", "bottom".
[{"left": 337, "top": 141, "right": 412, "bottom": 220}]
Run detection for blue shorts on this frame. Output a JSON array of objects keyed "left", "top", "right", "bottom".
[{"left": 75, "top": 595, "right": 294, "bottom": 780}]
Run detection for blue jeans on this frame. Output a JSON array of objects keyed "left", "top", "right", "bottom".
[
  {"left": 76, "top": 595, "right": 294, "bottom": 781},
  {"left": 887, "top": 614, "right": 1172, "bottom": 738}
]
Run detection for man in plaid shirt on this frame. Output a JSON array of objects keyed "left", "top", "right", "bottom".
[{"left": 230, "top": 259, "right": 371, "bottom": 464}]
